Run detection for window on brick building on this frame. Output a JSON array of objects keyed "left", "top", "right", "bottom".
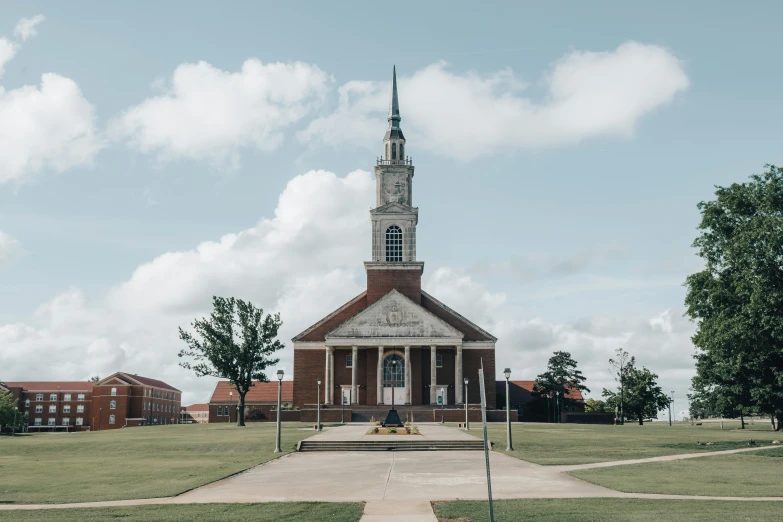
[
  {"left": 77, "top": 405, "right": 84, "bottom": 413},
  {"left": 62, "top": 418, "right": 69, "bottom": 426},
  {"left": 76, "top": 418, "right": 83, "bottom": 426},
  {"left": 385, "top": 225, "right": 403, "bottom": 262},
  {"left": 111, "top": 387, "right": 117, "bottom": 396},
  {"left": 48, "top": 405, "right": 56, "bottom": 413},
  {"left": 217, "top": 406, "right": 223, "bottom": 416},
  {"left": 34, "top": 418, "right": 42, "bottom": 426},
  {"left": 109, "top": 415, "right": 115, "bottom": 425},
  {"left": 110, "top": 400, "right": 116, "bottom": 410},
  {"left": 25, "top": 399, "right": 30, "bottom": 407},
  {"left": 64, "top": 394, "right": 71, "bottom": 401},
  {"left": 77, "top": 394, "right": 85, "bottom": 401},
  {"left": 63, "top": 405, "right": 71, "bottom": 413},
  {"left": 35, "top": 405, "right": 43, "bottom": 413},
  {"left": 346, "top": 354, "right": 353, "bottom": 368},
  {"left": 49, "top": 393, "right": 57, "bottom": 401},
  {"left": 36, "top": 393, "right": 43, "bottom": 401},
  {"left": 47, "top": 418, "right": 55, "bottom": 426},
  {"left": 436, "top": 354, "right": 443, "bottom": 368}
]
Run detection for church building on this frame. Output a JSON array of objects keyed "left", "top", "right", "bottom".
[{"left": 292, "top": 67, "right": 497, "bottom": 411}]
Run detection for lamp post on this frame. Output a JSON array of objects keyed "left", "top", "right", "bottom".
[
  {"left": 274, "top": 369, "right": 284, "bottom": 452},
  {"left": 340, "top": 386, "right": 345, "bottom": 424},
  {"left": 555, "top": 391, "right": 560, "bottom": 423},
  {"left": 547, "top": 394, "right": 551, "bottom": 423},
  {"left": 504, "top": 368, "right": 513, "bottom": 451},
  {"left": 669, "top": 390, "right": 674, "bottom": 427},
  {"left": 316, "top": 378, "right": 322, "bottom": 431},
  {"left": 464, "top": 377, "right": 470, "bottom": 430},
  {"left": 229, "top": 391, "right": 233, "bottom": 424},
  {"left": 440, "top": 386, "right": 445, "bottom": 424}
]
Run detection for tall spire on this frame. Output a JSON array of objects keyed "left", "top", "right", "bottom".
[{"left": 388, "top": 65, "right": 401, "bottom": 129}]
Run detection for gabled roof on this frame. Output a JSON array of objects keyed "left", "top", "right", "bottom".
[
  {"left": 184, "top": 403, "right": 209, "bottom": 411},
  {"left": 420, "top": 291, "right": 496, "bottom": 342},
  {"left": 2, "top": 381, "right": 93, "bottom": 392},
  {"left": 497, "top": 380, "right": 585, "bottom": 405},
  {"left": 96, "top": 372, "right": 180, "bottom": 392},
  {"left": 326, "top": 289, "right": 464, "bottom": 340},
  {"left": 209, "top": 381, "right": 293, "bottom": 403},
  {"left": 292, "top": 291, "right": 367, "bottom": 342}
]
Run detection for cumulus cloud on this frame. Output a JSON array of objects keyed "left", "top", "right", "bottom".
[
  {"left": 301, "top": 42, "right": 689, "bottom": 160},
  {"left": 111, "top": 59, "right": 331, "bottom": 166},
  {"left": 0, "top": 230, "right": 25, "bottom": 265},
  {"left": 14, "top": 15, "right": 45, "bottom": 42},
  {"left": 0, "top": 169, "right": 373, "bottom": 404},
  {"left": 0, "top": 18, "right": 102, "bottom": 185}
]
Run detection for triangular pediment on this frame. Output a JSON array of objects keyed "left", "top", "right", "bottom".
[
  {"left": 96, "top": 373, "right": 135, "bottom": 386},
  {"left": 370, "top": 202, "right": 418, "bottom": 214},
  {"left": 326, "top": 289, "right": 464, "bottom": 339}
]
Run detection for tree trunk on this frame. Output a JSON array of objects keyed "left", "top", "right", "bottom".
[
  {"left": 775, "top": 412, "right": 782, "bottom": 432},
  {"left": 237, "top": 392, "right": 247, "bottom": 427},
  {"left": 740, "top": 410, "right": 745, "bottom": 430},
  {"left": 638, "top": 410, "right": 644, "bottom": 425},
  {"left": 772, "top": 415, "right": 777, "bottom": 431}
]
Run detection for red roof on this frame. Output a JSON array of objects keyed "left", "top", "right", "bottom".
[
  {"left": 122, "top": 373, "right": 181, "bottom": 392},
  {"left": 209, "top": 381, "right": 293, "bottom": 403},
  {"left": 497, "top": 380, "right": 584, "bottom": 405},
  {"left": 2, "top": 382, "right": 94, "bottom": 392},
  {"left": 184, "top": 403, "right": 209, "bottom": 412}
]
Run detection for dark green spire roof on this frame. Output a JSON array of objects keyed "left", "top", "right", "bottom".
[{"left": 388, "top": 65, "right": 401, "bottom": 128}]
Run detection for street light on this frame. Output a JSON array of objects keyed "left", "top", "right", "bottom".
[
  {"left": 669, "top": 390, "right": 674, "bottom": 427},
  {"left": 440, "top": 386, "right": 445, "bottom": 424},
  {"left": 555, "top": 391, "right": 560, "bottom": 423},
  {"left": 229, "top": 391, "right": 233, "bottom": 424},
  {"left": 504, "top": 368, "right": 513, "bottom": 451},
  {"left": 274, "top": 369, "right": 284, "bottom": 452},
  {"left": 464, "top": 377, "right": 470, "bottom": 430},
  {"left": 316, "top": 378, "right": 322, "bottom": 431}
]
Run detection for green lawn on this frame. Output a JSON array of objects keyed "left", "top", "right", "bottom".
[
  {"left": 3, "top": 502, "right": 364, "bottom": 522},
  {"left": 571, "top": 446, "right": 783, "bottom": 497},
  {"left": 0, "top": 422, "right": 319, "bottom": 504},
  {"left": 433, "top": 498, "right": 783, "bottom": 522},
  {"left": 476, "top": 421, "right": 776, "bottom": 465}
]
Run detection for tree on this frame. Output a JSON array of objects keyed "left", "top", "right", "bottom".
[
  {"left": 0, "top": 389, "right": 21, "bottom": 434},
  {"left": 584, "top": 398, "right": 607, "bottom": 413},
  {"left": 89, "top": 376, "right": 101, "bottom": 383},
  {"left": 608, "top": 348, "right": 633, "bottom": 425},
  {"left": 178, "top": 296, "right": 284, "bottom": 427},
  {"left": 684, "top": 165, "right": 783, "bottom": 431},
  {"left": 533, "top": 351, "right": 590, "bottom": 411},
  {"left": 603, "top": 363, "right": 670, "bottom": 425}
]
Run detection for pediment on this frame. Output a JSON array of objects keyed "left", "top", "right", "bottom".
[
  {"left": 326, "top": 289, "right": 464, "bottom": 339},
  {"left": 370, "top": 202, "right": 418, "bottom": 214},
  {"left": 96, "top": 373, "right": 134, "bottom": 386}
]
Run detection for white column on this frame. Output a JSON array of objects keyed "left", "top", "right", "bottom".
[
  {"left": 324, "top": 347, "right": 331, "bottom": 405},
  {"left": 404, "top": 345, "right": 411, "bottom": 405},
  {"left": 351, "top": 345, "right": 359, "bottom": 405},
  {"left": 430, "top": 345, "right": 437, "bottom": 404},
  {"left": 326, "top": 347, "right": 334, "bottom": 405},
  {"left": 377, "top": 346, "right": 384, "bottom": 405},
  {"left": 455, "top": 344, "right": 463, "bottom": 404}
]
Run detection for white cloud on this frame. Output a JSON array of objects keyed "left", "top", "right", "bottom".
[
  {"left": 0, "top": 169, "right": 373, "bottom": 404},
  {"left": 0, "top": 230, "right": 25, "bottom": 265},
  {"left": 0, "top": 38, "right": 17, "bottom": 78},
  {"left": 111, "top": 59, "right": 331, "bottom": 166},
  {"left": 301, "top": 42, "right": 689, "bottom": 160},
  {"left": 14, "top": 15, "right": 45, "bottom": 42}
]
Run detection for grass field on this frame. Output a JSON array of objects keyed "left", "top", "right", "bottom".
[
  {"left": 478, "top": 421, "right": 777, "bottom": 465},
  {"left": 3, "top": 502, "right": 365, "bottom": 522},
  {"left": 0, "top": 422, "right": 320, "bottom": 504},
  {"left": 433, "top": 498, "right": 783, "bottom": 522},
  {"left": 571, "top": 446, "right": 783, "bottom": 497}
]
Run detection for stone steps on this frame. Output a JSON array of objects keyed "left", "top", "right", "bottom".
[{"left": 298, "top": 439, "right": 486, "bottom": 452}]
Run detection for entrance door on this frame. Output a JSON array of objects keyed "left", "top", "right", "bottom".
[
  {"left": 383, "top": 387, "right": 405, "bottom": 405},
  {"left": 436, "top": 387, "right": 448, "bottom": 405},
  {"left": 383, "top": 354, "right": 405, "bottom": 406},
  {"left": 341, "top": 388, "right": 352, "bottom": 405}
]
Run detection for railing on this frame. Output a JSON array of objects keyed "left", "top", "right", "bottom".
[{"left": 377, "top": 157, "right": 413, "bottom": 166}]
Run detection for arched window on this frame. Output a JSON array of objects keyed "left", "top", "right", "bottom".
[
  {"left": 399, "top": 144, "right": 404, "bottom": 159},
  {"left": 392, "top": 143, "right": 397, "bottom": 160},
  {"left": 385, "top": 225, "right": 402, "bottom": 262},
  {"left": 383, "top": 354, "right": 405, "bottom": 387},
  {"left": 110, "top": 400, "right": 116, "bottom": 410},
  {"left": 111, "top": 387, "right": 117, "bottom": 396}
]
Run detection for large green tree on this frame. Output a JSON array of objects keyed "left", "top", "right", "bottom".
[
  {"left": 533, "top": 351, "right": 590, "bottom": 410},
  {"left": 603, "top": 362, "right": 670, "bottom": 425},
  {"left": 0, "top": 388, "right": 22, "bottom": 434},
  {"left": 684, "top": 165, "right": 783, "bottom": 431},
  {"left": 178, "top": 297, "right": 284, "bottom": 427}
]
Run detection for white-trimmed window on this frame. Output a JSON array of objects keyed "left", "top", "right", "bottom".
[
  {"left": 63, "top": 405, "right": 71, "bottom": 413},
  {"left": 109, "top": 415, "right": 115, "bottom": 425},
  {"left": 34, "top": 418, "right": 42, "bottom": 426},
  {"left": 217, "top": 406, "right": 223, "bottom": 416},
  {"left": 25, "top": 399, "right": 30, "bottom": 407},
  {"left": 35, "top": 405, "right": 43, "bottom": 413},
  {"left": 436, "top": 354, "right": 443, "bottom": 368},
  {"left": 49, "top": 393, "right": 57, "bottom": 401},
  {"left": 62, "top": 418, "right": 70, "bottom": 426},
  {"left": 77, "top": 394, "right": 85, "bottom": 401},
  {"left": 76, "top": 418, "right": 83, "bottom": 426},
  {"left": 36, "top": 393, "right": 43, "bottom": 401},
  {"left": 110, "top": 400, "right": 116, "bottom": 410},
  {"left": 63, "top": 394, "right": 72, "bottom": 401},
  {"left": 47, "top": 418, "right": 55, "bottom": 426},
  {"left": 111, "top": 387, "right": 117, "bottom": 396},
  {"left": 77, "top": 405, "right": 84, "bottom": 413},
  {"left": 48, "top": 405, "right": 56, "bottom": 413},
  {"left": 385, "top": 225, "right": 403, "bottom": 262},
  {"left": 346, "top": 354, "right": 353, "bottom": 368}
]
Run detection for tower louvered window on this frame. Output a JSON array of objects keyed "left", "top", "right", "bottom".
[{"left": 385, "top": 225, "right": 402, "bottom": 262}]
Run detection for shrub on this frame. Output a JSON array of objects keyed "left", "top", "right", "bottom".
[{"left": 387, "top": 426, "right": 398, "bottom": 434}]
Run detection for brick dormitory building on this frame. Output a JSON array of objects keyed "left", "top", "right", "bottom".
[{"left": 2, "top": 371, "right": 181, "bottom": 432}]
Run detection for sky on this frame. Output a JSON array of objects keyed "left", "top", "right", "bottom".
[{"left": 1, "top": 2, "right": 782, "bottom": 417}]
